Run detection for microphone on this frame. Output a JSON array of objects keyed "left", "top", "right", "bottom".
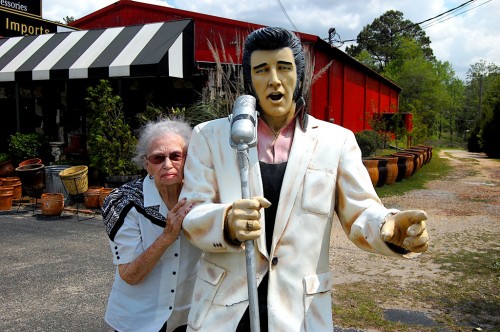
[
  {"left": 229, "top": 95, "right": 257, "bottom": 149},
  {"left": 229, "top": 94, "right": 261, "bottom": 331}
]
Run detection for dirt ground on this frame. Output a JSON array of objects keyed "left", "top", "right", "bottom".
[{"left": 329, "top": 149, "right": 500, "bottom": 330}]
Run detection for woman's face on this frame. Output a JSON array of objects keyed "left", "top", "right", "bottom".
[{"left": 145, "top": 133, "right": 187, "bottom": 189}]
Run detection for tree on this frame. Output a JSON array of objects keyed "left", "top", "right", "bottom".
[
  {"left": 463, "top": 60, "right": 500, "bottom": 149},
  {"left": 345, "top": 10, "right": 434, "bottom": 72},
  {"left": 63, "top": 16, "right": 75, "bottom": 25},
  {"left": 383, "top": 38, "right": 440, "bottom": 141},
  {"left": 477, "top": 72, "right": 500, "bottom": 157}
]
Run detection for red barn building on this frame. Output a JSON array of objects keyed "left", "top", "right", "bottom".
[{"left": 70, "top": 0, "right": 402, "bottom": 132}]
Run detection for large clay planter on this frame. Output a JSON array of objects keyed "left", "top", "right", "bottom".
[
  {"left": 0, "top": 191, "right": 14, "bottom": 211},
  {"left": 15, "top": 164, "right": 45, "bottom": 196},
  {"left": 19, "top": 158, "right": 43, "bottom": 167},
  {"left": 392, "top": 153, "right": 414, "bottom": 179},
  {"left": 417, "top": 145, "right": 433, "bottom": 163},
  {"left": 408, "top": 147, "right": 428, "bottom": 164},
  {"left": 0, "top": 160, "right": 15, "bottom": 177},
  {"left": 400, "top": 151, "right": 419, "bottom": 175},
  {"left": 404, "top": 150, "right": 423, "bottom": 171},
  {"left": 84, "top": 186, "right": 103, "bottom": 209},
  {"left": 99, "top": 188, "right": 114, "bottom": 208},
  {"left": 362, "top": 158, "right": 379, "bottom": 187},
  {"left": 2, "top": 177, "right": 22, "bottom": 200},
  {"left": 40, "top": 193, "right": 64, "bottom": 216},
  {"left": 374, "top": 158, "right": 388, "bottom": 188},
  {"left": 375, "top": 157, "right": 398, "bottom": 185}
]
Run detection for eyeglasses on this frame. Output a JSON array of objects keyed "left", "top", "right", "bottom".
[{"left": 146, "top": 152, "right": 186, "bottom": 165}]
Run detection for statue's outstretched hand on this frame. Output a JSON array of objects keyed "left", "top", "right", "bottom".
[{"left": 381, "top": 210, "right": 429, "bottom": 253}]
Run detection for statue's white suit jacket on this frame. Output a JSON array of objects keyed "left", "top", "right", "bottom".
[{"left": 180, "top": 115, "right": 400, "bottom": 332}]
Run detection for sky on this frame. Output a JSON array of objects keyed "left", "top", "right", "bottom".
[{"left": 41, "top": 0, "right": 500, "bottom": 81}]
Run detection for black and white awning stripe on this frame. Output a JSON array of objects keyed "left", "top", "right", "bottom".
[{"left": 0, "top": 19, "right": 193, "bottom": 82}]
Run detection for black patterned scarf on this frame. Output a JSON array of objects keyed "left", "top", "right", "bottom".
[{"left": 102, "top": 178, "right": 166, "bottom": 241}]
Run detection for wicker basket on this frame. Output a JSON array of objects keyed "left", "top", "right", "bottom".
[{"left": 58, "top": 165, "right": 88, "bottom": 195}]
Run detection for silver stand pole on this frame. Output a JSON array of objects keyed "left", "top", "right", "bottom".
[{"left": 236, "top": 143, "right": 260, "bottom": 332}]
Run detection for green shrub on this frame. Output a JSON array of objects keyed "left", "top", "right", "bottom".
[
  {"left": 86, "top": 80, "right": 140, "bottom": 177},
  {"left": 0, "top": 152, "right": 11, "bottom": 163},
  {"left": 355, "top": 130, "right": 384, "bottom": 157},
  {"left": 8, "top": 132, "right": 48, "bottom": 163}
]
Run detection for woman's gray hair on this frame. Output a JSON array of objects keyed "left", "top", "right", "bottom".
[{"left": 132, "top": 117, "right": 192, "bottom": 169}]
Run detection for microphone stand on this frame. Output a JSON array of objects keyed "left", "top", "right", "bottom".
[{"left": 236, "top": 141, "right": 260, "bottom": 332}]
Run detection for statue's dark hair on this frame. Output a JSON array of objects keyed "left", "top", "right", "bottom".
[{"left": 242, "top": 27, "right": 305, "bottom": 102}]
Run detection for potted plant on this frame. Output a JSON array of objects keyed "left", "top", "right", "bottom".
[
  {"left": 8, "top": 132, "right": 49, "bottom": 166},
  {"left": 86, "top": 79, "right": 141, "bottom": 186}
]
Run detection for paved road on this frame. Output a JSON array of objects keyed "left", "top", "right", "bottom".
[{"left": 0, "top": 208, "right": 114, "bottom": 331}]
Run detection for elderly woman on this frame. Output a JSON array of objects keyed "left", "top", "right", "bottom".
[{"left": 102, "top": 117, "right": 201, "bottom": 332}]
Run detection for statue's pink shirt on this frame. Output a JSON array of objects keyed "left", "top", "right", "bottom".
[{"left": 257, "top": 117, "right": 295, "bottom": 164}]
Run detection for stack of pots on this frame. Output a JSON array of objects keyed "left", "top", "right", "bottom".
[
  {"left": 2, "top": 176, "right": 22, "bottom": 200},
  {"left": 0, "top": 183, "right": 14, "bottom": 211}
]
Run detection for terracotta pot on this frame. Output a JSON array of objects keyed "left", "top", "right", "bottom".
[
  {"left": 99, "top": 188, "right": 114, "bottom": 208},
  {"left": 0, "top": 160, "right": 15, "bottom": 177},
  {"left": 404, "top": 150, "right": 424, "bottom": 171},
  {"left": 40, "top": 193, "right": 64, "bottom": 216},
  {"left": 84, "top": 186, "right": 103, "bottom": 209},
  {"left": 0, "top": 185, "right": 14, "bottom": 195},
  {"left": 374, "top": 158, "right": 387, "bottom": 188},
  {"left": 408, "top": 147, "right": 428, "bottom": 164},
  {"left": 19, "top": 158, "right": 43, "bottom": 167},
  {"left": 1, "top": 176, "right": 20, "bottom": 186},
  {"left": 0, "top": 191, "right": 14, "bottom": 211},
  {"left": 391, "top": 153, "right": 414, "bottom": 180},
  {"left": 1, "top": 177, "right": 22, "bottom": 199},
  {"left": 362, "top": 158, "right": 379, "bottom": 187},
  {"left": 15, "top": 164, "right": 45, "bottom": 195},
  {"left": 379, "top": 156, "right": 398, "bottom": 185},
  {"left": 417, "top": 145, "right": 433, "bottom": 163}
]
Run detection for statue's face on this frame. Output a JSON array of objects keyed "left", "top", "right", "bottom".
[{"left": 250, "top": 47, "right": 297, "bottom": 126}]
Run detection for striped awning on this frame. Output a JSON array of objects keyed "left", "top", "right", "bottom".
[{"left": 0, "top": 19, "right": 193, "bottom": 82}]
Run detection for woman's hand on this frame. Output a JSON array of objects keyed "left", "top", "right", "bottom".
[{"left": 160, "top": 198, "right": 193, "bottom": 243}]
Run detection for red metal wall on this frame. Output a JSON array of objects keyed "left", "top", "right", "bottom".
[{"left": 71, "top": 1, "right": 402, "bottom": 133}]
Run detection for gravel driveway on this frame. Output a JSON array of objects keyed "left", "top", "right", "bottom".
[{"left": 330, "top": 149, "right": 500, "bottom": 331}]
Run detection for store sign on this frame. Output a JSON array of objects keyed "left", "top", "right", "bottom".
[
  {"left": 0, "top": 8, "right": 76, "bottom": 37},
  {"left": 0, "top": 0, "right": 41, "bottom": 17}
]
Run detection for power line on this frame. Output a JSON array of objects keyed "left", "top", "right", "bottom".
[
  {"left": 275, "top": 0, "right": 298, "bottom": 32},
  {"left": 420, "top": 0, "right": 493, "bottom": 29},
  {"left": 334, "top": 0, "right": 489, "bottom": 46}
]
